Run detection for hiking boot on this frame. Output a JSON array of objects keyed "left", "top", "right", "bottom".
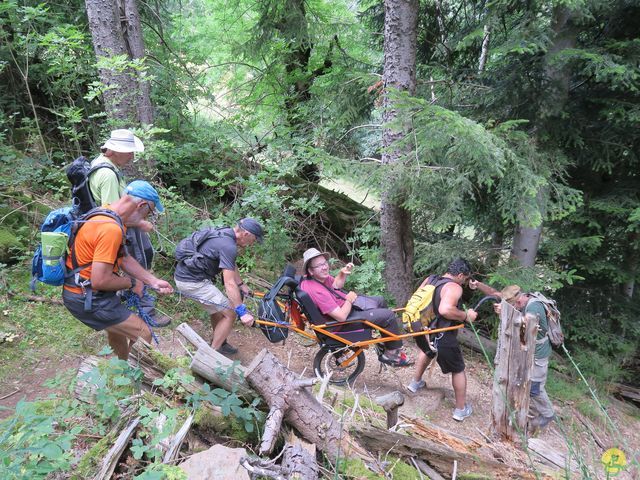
[
  {"left": 529, "top": 414, "right": 554, "bottom": 434},
  {"left": 217, "top": 340, "right": 238, "bottom": 356},
  {"left": 150, "top": 314, "right": 171, "bottom": 328},
  {"left": 452, "top": 404, "right": 473, "bottom": 422},
  {"left": 379, "top": 350, "right": 414, "bottom": 367},
  {"left": 406, "top": 379, "right": 426, "bottom": 393}
]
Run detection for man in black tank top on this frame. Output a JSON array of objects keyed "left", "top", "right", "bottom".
[{"left": 407, "top": 258, "right": 481, "bottom": 422}]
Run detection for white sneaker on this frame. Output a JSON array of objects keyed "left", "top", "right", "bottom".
[
  {"left": 452, "top": 404, "right": 473, "bottom": 422},
  {"left": 406, "top": 379, "right": 426, "bottom": 393}
]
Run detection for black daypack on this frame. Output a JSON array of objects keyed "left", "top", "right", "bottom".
[
  {"left": 257, "top": 265, "right": 299, "bottom": 343},
  {"left": 66, "top": 156, "right": 121, "bottom": 215},
  {"left": 175, "top": 226, "right": 234, "bottom": 276}
]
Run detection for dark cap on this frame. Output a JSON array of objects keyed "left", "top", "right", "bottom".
[{"left": 238, "top": 217, "right": 264, "bottom": 243}]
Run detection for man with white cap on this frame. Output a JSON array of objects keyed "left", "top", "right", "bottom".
[
  {"left": 88, "top": 129, "right": 170, "bottom": 327},
  {"left": 174, "top": 218, "right": 264, "bottom": 355}
]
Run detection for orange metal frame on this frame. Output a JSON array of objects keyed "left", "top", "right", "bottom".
[{"left": 252, "top": 292, "right": 463, "bottom": 368}]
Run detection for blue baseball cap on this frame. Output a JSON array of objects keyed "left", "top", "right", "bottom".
[{"left": 124, "top": 180, "right": 164, "bottom": 213}]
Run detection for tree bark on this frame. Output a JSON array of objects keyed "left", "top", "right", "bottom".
[
  {"left": 380, "top": 0, "right": 419, "bottom": 306},
  {"left": 510, "top": 224, "right": 542, "bottom": 268},
  {"left": 85, "top": 0, "right": 138, "bottom": 123},
  {"left": 478, "top": 23, "right": 491, "bottom": 73},
  {"left": 122, "top": 0, "right": 154, "bottom": 127},
  {"left": 511, "top": 6, "right": 578, "bottom": 268},
  {"left": 490, "top": 302, "right": 538, "bottom": 440},
  {"left": 281, "top": 430, "right": 319, "bottom": 480},
  {"left": 245, "top": 348, "right": 370, "bottom": 463}
]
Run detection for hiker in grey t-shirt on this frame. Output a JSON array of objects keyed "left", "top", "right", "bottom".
[{"left": 174, "top": 218, "right": 264, "bottom": 355}]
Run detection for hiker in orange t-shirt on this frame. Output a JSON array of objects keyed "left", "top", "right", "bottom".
[{"left": 62, "top": 181, "right": 173, "bottom": 359}]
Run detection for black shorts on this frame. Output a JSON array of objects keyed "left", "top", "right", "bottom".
[
  {"left": 63, "top": 289, "right": 132, "bottom": 331},
  {"left": 415, "top": 333, "right": 465, "bottom": 374}
]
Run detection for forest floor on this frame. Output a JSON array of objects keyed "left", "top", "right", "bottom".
[{"left": 1, "top": 272, "right": 639, "bottom": 479}]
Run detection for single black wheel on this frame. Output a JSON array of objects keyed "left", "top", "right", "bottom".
[{"left": 313, "top": 346, "right": 365, "bottom": 386}]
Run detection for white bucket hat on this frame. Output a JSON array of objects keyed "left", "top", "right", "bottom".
[
  {"left": 302, "top": 247, "right": 330, "bottom": 273},
  {"left": 101, "top": 129, "right": 145, "bottom": 153}
]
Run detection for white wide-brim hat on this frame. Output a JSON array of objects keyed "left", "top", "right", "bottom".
[
  {"left": 101, "top": 129, "right": 145, "bottom": 153},
  {"left": 302, "top": 247, "right": 330, "bottom": 273}
]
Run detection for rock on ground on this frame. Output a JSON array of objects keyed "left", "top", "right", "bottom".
[{"left": 178, "top": 444, "right": 250, "bottom": 480}]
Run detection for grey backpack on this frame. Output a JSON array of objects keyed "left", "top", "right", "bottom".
[{"left": 528, "top": 292, "right": 564, "bottom": 347}]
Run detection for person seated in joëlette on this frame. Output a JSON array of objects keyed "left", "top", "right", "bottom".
[{"left": 299, "top": 248, "right": 412, "bottom": 367}]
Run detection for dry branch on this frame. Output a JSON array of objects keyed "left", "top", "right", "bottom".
[{"left": 94, "top": 416, "right": 140, "bottom": 480}]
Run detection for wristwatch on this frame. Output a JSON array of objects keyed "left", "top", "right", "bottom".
[{"left": 130, "top": 277, "right": 137, "bottom": 290}]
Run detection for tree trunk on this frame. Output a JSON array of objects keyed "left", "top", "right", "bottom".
[
  {"left": 511, "top": 6, "right": 578, "bottom": 268},
  {"left": 621, "top": 232, "right": 638, "bottom": 298},
  {"left": 478, "top": 23, "right": 491, "bottom": 73},
  {"left": 175, "top": 323, "right": 256, "bottom": 400},
  {"left": 510, "top": 224, "right": 542, "bottom": 268},
  {"left": 245, "top": 349, "right": 370, "bottom": 463},
  {"left": 85, "top": 0, "right": 138, "bottom": 123},
  {"left": 380, "top": 0, "right": 419, "bottom": 306},
  {"left": 352, "top": 424, "right": 544, "bottom": 478},
  {"left": 490, "top": 302, "right": 538, "bottom": 440},
  {"left": 122, "top": 0, "right": 155, "bottom": 127}
]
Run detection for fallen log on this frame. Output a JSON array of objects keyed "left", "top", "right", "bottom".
[
  {"left": 282, "top": 429, "right": 318, "bottom": 480},
  {"left": 94, "top": 416, "right": 141, "bottom": 480},
  {"left": 245, "top": 348, "right": 371, "bottom": 463},
  {"left": 610, "top": 382, "right": 640, "bottom": 406},
  {"left": 176, "top": 323, "right": 256, "bottom": 398},
  {"left": 191, "top": 346, "right": 256, "bottom": 400},
  {"left": 527, "top": 438, "right": 579, "bottom": 473},
  {"left": 352, "top": 424, "right": 550, "bottom": 479}
]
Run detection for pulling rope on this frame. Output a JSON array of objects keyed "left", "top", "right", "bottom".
[{"left": 122, "top": 288, "right": 161, "bottom": 345}]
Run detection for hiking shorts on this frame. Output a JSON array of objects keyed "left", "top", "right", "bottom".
[
  {"left": 415, "top": 332, "right": 465, "bottom": 375},
  {"left": 174, "top": 278, "right": 230, "bottom": 314},
  {"left": 62, "top": 289, "right": 131, "bottom": 330},
  {"left": 429, "top": 345, "right": 465, "bottom": 374}
]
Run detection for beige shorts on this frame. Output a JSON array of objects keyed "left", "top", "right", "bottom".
[{"left": 175, "top": 278, "right": 230, "bottom": 314}]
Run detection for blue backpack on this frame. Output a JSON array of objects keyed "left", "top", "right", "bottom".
[{"left": 30, "top": 208, "right": 124, "bottom": 291}]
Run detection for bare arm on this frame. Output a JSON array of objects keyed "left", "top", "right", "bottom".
[
  {"left": 326, "top": 291, "right": 357, "bottom": 322},
  {"left": 332, "top": 262, "right": 353, "bottom": 290},
  {"left": 121, "top": 255, "right": 173, "bottom": 293},
  {"left": 223, "top": 268, "right": 254, "bottom": 326},
  {"left": 91, "top": 262, "right": 134, "bottom": 292},
  {"left": 438, "top": 283, "right": 478, "bottom": 323},
  {"left": 469, "top": 279, "right": 501, "bottom": 297},
  {"left": 223, "top": 269, "right": 243, "bottom": 308}
]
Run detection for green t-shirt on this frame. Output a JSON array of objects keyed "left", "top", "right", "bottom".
[
  {"left": 89, "top": 155, "right": 126, "bottom": 205},
  {"left": 525, "top": 300, "right": 551, "bottom": 359}
]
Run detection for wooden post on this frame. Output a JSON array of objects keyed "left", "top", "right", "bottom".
[
  {"left": 490, "top": 301, "right": 538, "bottom": 440},
  {"left": 375, "top": 391, "right": 404, "bottom": 429}
]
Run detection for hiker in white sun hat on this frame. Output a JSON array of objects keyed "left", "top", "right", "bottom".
[
  {"left": 101, "top": 129, "right": 145, "bottom": 153},
  {"left": 87, "top": 129, "right": 171, "bottom": 328}
]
